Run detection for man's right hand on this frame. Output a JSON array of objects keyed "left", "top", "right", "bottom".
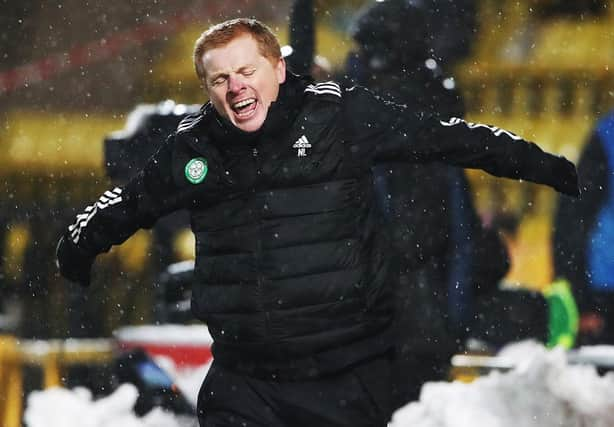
[
  {"left": 553, "top": 157, "right": 580, "bottom": 197},
  {"left": 56, "top": 235, "right": 95, "bottom": 287}
]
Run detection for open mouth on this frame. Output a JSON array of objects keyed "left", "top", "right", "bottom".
[{"left": 231, "top": 98, "right": 258, "bottom": 119}]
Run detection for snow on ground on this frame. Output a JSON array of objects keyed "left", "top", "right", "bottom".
[
  {"left": 24, "top": 384, "right": 185, "bottom": 427},
  {"left": 23, "top": 341, "right": 614, "bottom": 427},
  {"left": 24, "top": 352, "right": 210, "bottom": 427},
  {"left": 390, "top": 341, "right": 614, "bottom": 427}
]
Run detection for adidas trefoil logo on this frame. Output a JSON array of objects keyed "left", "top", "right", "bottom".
[{"left": 293, "top": 135, "right": 312, "bottom": 157}]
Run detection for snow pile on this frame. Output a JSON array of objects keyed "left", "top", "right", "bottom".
[
  {"left": 23, "top": 359, "right": 210, "bottom": 427},
  {"left": 23, "top": 384, "right": 183, "bottom": 427},
  {"left": 390, "top": 341, "right": 614, "bottom": 427}
]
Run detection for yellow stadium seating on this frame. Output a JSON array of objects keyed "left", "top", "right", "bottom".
[{"left": 1, "top": 112, "right": 123, "bottom": 173}]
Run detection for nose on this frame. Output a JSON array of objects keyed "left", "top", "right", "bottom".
[{"left": 227, "top": 74, "right": 246, "bottom": 95}]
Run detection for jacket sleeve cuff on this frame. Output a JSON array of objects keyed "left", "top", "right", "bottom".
[{"left": 553, "top": 157, "right": 580, "bottom": 197}]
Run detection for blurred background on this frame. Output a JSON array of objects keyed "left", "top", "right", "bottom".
[
  {"left": 2, "top": 0, "right": 614, "bottom": 425},
  {"left": 1, "top": 0, "right": 613, "bottom": 340}
]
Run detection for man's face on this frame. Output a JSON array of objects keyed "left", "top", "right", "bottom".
[{"left": 201, "top": 34, "right": 286, "bottom": 133}]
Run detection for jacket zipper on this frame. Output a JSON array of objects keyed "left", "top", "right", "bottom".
[{"left": 252, "top": 147, "right": 271, "bottom": 340}]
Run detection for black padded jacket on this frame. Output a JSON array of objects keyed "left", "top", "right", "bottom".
[{"left": 63, "top": 73, "right": 578, "bottom": 379}]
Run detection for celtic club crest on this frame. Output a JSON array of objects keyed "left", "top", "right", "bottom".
[{"left": 185, "top": 157, "right": 208, "bottom": 184}]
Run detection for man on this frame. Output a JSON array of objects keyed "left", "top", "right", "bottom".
[{"left": 57, "top": 18, "right": 578, "bottom": 426}]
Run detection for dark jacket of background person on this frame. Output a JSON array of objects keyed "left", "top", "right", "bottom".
[
  {"left": 419, "top": 0, "right": 478, "bottom": 68},
  {"left": 347, "top": 0, "right": 508, "bottom": 406},
  {"left": 287, "top": 0, "right": 315, "bottom": 77},
  {"left": 57, "top": 70, "right": 577, "bottom": 382},
  {"left": 554, "top": 108, "right": 614, "bottom": 344}
]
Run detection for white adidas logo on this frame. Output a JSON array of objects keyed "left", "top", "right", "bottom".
[{"left": 292, "top": 135, "right": 311, "bottom": 157}]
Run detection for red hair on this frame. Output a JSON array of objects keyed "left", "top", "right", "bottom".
[{"left": 194, "top": 18, "right": 281, "bottom": 81}]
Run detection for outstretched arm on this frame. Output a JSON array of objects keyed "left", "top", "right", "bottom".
[
  {"left": 56, "top": 136, "right": 199, "bottom": 286},
  {"left": 344, "top": 86, "right": 579, "bottom": 196},
  {"left": 411, "top": 116, "right": 578, "bottom": 196}
]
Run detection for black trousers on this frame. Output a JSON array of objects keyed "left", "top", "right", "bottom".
[{"left": 197, "top": 355, "right": 393, "bottom": 427}]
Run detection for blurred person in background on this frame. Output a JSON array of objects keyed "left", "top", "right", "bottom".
[
  {"left": 554, "top": 108, "right": 614, "bottom": 346},
  {"left": 289, "top": 0, "right": 508, "bottom": 408},
  {"left": 56, "top": 18, "right": 578, "bottom": 426},
  {"left": 284, "top": 0, "right": 332, "bottom": 80},
  {"left": 347, "top": 0, "right": 510, "bottom": 409}
]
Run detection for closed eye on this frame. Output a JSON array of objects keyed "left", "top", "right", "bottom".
[
  {"left": 241, "top": 68, "right": 256, "bottom": 77},
  {"left": 211, "top": 75, "right": 227, "bottom": 86}
]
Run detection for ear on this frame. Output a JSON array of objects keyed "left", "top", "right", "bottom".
[{"left": 276, "top": 57, "right": 287, "bottom": 84}]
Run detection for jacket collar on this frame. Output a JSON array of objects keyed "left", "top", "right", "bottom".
[{"left": 204, "top": 72, "right": 312, "bottom": 150}]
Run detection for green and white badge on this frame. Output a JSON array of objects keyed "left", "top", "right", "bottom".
[{"left": 185, "top": 157, "right": 208, "bottom": 184}]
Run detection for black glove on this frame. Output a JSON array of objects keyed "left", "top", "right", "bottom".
[
  {"left": 56, "top": 235, "right": 96, "bottom": 287},
  {"left": 555, "top": 157, "right": 580, "bottom": 197}
]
